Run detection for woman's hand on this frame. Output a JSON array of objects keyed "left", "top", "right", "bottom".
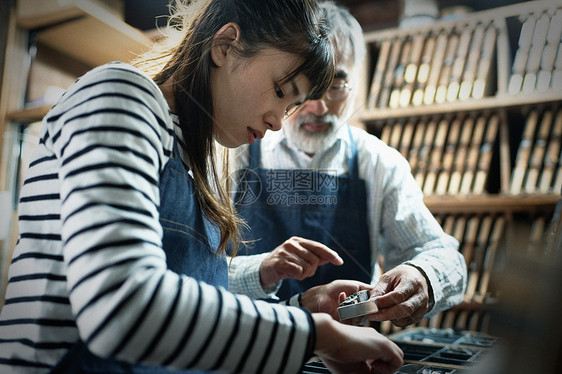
[
  {"left": 312, "top": 313, "right": 404, "bottom": 374},
  {"left": 301, "top": 279, "right": 373, "bottom": 320}
]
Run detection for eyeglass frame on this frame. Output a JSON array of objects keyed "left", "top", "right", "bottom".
[
  {"left": 284, "top": 104, "right": 302, "bottom": 119},
  {"left": 325, "top": 79, "right": 353, "bottom": 102},
  {"left": 283, "top": 79, "right": 353, "bottom": 119}
]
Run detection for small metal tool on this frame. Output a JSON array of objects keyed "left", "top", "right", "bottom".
[{"left": 337, "top": 289, "right": 379, "bottom": 321}]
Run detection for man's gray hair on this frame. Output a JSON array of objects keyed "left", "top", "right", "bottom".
[{"left": 320, "top": 1, "right": 366, "bottom": 67}]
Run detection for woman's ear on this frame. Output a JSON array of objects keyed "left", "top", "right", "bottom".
[{"left": 211, "top": 22, "right": 241, "bottom": 67}]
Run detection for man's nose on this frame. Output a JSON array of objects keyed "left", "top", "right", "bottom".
[{"left": 304, "top": 99, "right": 329, "bottom": 116}]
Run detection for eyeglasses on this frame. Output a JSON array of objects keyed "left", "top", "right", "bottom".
[
  {"left": 283, "top": 79, "right": 352, "bottom": 119},
  {"left": 325, "top": 79, "right": 352, "bottom": 102},
  {"left": 284, "top": 104, "right": 301, "bottom": 119}
]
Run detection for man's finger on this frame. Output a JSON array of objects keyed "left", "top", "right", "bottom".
[
  {"left": 296, "top": 237, "right": 344, "bottom": 265},
  {"left": 368, "top": 303, "right": 410, "bottom": 322},
  {"left": 275, "top": 261, "right": 307, "bottom": 280},
  {"left": 373, "top": 289, "right": 408, "bottom": 309}
]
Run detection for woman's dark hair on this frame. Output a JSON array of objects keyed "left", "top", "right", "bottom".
[{"left": 136, "top": 0, "right": 335, "bottom": 255}]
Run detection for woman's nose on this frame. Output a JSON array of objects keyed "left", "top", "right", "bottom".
[{"left": 269, "top": 116, "right": 283, "bottom": 131}]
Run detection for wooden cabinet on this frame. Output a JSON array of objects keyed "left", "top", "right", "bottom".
[
  {"left": 358, "top": 0, "right": 562, "bottom": 333},
  {"left": 0, "top": 0, "right": 152, "bottom": 301},
  {"left": 6, "top": 0, "right": 152, "bottom": 121}
]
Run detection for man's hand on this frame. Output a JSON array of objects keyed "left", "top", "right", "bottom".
[
  {"left": 259, "top": 236, "right": 343, "bottom": 287},
  {"left": 301, "top": 280, "right": 373, "bottom": 320},
  {"left": 368, "top": 264, "right": 431, "bottom": 327}
]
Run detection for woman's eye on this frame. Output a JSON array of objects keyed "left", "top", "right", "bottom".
[{"left": 275, "top": 85, "right": 285, "bottom": 99}]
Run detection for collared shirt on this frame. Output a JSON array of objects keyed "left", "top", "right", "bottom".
[{"left": 228, "top": 124, "right": 467, "bottom": 317}]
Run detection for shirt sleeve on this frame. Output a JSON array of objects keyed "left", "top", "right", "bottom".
[
  {"left": 384, "top": 158, "right": 467, "bottom": 316},
  {"left": 228, "top": 253, "right": 282, "bottom": 299},
  {"left": 361, "top": 132, "right": 467, "bottom": 317},
  {"left": 49, "top": 63, "right": 314, "bottom": 373},
  {"left": 279, "top": 293, "right": 303, "bottom": 307}
]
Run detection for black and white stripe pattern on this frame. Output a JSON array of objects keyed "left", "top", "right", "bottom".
[{"left": 0, "top": 62, "right": 313, "bottom": 373}]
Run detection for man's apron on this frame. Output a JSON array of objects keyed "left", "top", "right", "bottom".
[
  {"left": 51, "top": 136, "right": 226, "bottom": 373},
  {"left": 234, "top": 128, "right": 372, "bottom": 300}
]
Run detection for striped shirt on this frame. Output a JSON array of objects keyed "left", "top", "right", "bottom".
[
  {"left": 0, "top": 62, "right": 314, "bottom": 373},
  {"left": 229, "top": 124, "right": 467, "bottom": 316}
]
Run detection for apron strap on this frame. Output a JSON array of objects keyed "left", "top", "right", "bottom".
[
  {"left": 248, "top": 140, "right": 262, "bottom": 169},
  {"left": 347, "top": 125, "right": 360, "bottom": 180}
]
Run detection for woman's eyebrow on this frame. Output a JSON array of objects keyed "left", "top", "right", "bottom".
[{"left": 290, "top": 80, "right": 301, "bottom": 97}]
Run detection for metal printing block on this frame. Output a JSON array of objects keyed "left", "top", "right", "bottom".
[{"left": 337, "top": 289, "right": 378, "bottom": 320}]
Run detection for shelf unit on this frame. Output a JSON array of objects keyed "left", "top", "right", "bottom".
[
  {"left": 4, "top": 0, "right": 153, "bottom": 123},
  {"left": 360, "top": 0, "right": 562, "bottom": 334},
  {"left": 0, "top": 0, "right": 154, "bottom": 302},
  {"left": 16, "top": 0, "right": 152, "bottom": 67}
]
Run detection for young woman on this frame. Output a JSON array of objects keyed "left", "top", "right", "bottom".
[{"left": 0, "top": 0, "right": 403, "bottom": 373}]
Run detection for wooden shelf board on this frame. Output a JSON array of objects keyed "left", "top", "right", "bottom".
[
  {"left": 360, "top": 92, "right": 562, "bottom": 122},
  {"left": 364, "top": 0, "right": 562, "bottom": 42},
  {"left": 7, "top": 105, "right": 51, "bottom": 122},
  {"left": 424, "top": 194, "right": 561, "bottom": 214},
  {"left": 17, "top": 0, "right": 86, "bottom": 29},
  {"left": 17, "top": 0, "right": 152, "bottom": 67}
]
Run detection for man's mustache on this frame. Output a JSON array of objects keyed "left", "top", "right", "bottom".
[{"left": 296, "top": 114, "right": 337, "bottom": 127}]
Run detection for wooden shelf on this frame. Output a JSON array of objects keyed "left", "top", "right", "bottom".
[
  {"left": 361, "top": 0, "right": 562, "bottom": 124},
  {"left": 360, "top": 92, "right": 562, "bottom": 123},
  {"left": 425, "top": 194, "right": 561, "bottom": 214},
  {"left": 359, "top": 0, "right": 562, "bottom": 219},
  {"left": 364, "top": 0, "right": 562, "bottom": 43},
  {"left": 6, "top": 104, "right": 51, "bottom": 122},
  {"left": 16, "top": 0, "right": 152, "bottom": 67}
]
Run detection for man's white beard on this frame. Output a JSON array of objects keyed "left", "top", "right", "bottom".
[{"left": 284, "top": 114, "right": 340, "bottom": 155}]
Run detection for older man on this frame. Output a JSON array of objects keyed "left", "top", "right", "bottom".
[{"left": 228, "top": 1, "right": 467, "bottom": 327}]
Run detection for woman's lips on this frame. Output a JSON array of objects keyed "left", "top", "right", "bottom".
[{"left": 247, "top": 127, "right": 263, "bottom": 144}]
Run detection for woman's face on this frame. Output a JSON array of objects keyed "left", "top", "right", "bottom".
[{"left": 211, "top": 47, "right": 312, "bottom": 148}]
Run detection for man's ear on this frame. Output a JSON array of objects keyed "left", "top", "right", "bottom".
[{"left": 211, "top": 22, "right": 241, "bottom": 67}]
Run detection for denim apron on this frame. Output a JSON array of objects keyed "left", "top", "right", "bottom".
[
  {"left": 234, "top": 127, "right": 372, "bottom": 300},
  {"left": 51, "top": 137, "right": 227, "bottom": 373}
]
